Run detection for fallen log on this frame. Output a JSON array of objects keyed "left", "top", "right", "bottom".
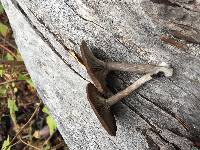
[{"left": 2, "top": 0, "right": 200, "bottom": 149}]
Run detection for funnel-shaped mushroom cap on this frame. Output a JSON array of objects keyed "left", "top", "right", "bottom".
[
  {"left": 81, "top": 41, "right": 109, "bottom": 94},
  {"left": 87, "top": 83, "right": 117, "bottom": 136}
]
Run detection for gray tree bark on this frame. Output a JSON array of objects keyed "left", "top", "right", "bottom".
[{"left": 1, "top": 0, "right": 200, "bottom": 149}]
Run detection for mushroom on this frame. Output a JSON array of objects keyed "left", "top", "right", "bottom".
[
  {"left": 81, "top": 40, "right": 172, "bottom": 95},
  {"left": 87, "top": 67, "right": 173, "bottom": 136}
]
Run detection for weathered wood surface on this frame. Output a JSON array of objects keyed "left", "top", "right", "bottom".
[{"left": 1, "top": 0, "right": 200, "bottom": 149}]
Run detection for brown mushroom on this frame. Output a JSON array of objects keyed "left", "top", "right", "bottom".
[
  {"left": 81, "top": 40, "right": 172, "bottom": 95},
  {"left": 87, "top": 67, "right": 173, "bottom": 136}
]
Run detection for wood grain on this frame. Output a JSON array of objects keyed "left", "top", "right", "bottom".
[{"left": 2, "top": 0, "right": 200, "bottom": 149}]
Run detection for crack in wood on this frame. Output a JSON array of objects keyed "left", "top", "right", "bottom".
[
  {"left": 169, "top": 22, "right": 200, "bottom": 44},
  {"left": 123, "top": 101, "right": 158, "bottom": 132},
  {"left": 150, "top": 0, "right": 198, "bottom": 12},
  {"left": 10, "top": 0, "right": 88, "bottom": 82},
  {"left": 123, "top": 101, "right": 181, "bottom": 150},
  {"left": 135, "top": 91, "right": 200, "bottom": 146},
  {"left": 143, "top": 2, "right": 200, "bottom": 45},
  {"left": 148, "top": 129, "right": 181, "bottom": 150},
  {"left": 140, "top": 129, "right": 160, "bottom": 150},
  {"left": 136, "top": 92, "right": 190, "bottom": 132},
  {"left": 150, "top": 0, "right": 180, "bottom": 7},
  {"left": 28, "top": 9, "right": 85, "bottom": 66},
  {"left": 63, "top": 0, "right": 105, "bottom": 30}
]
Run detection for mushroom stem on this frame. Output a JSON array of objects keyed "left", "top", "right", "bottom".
[
  {"left": 81, "top": 41, "right": 158, "bottom": 73},
  {"left": 105, "top": 64, "right": 173, "bottom": 106},
  {"left": 105, "top": 62, "right": 157, "bottom": 74},
  {"left": 106, "top": 73, "right": 152, "bottom": 106}
]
